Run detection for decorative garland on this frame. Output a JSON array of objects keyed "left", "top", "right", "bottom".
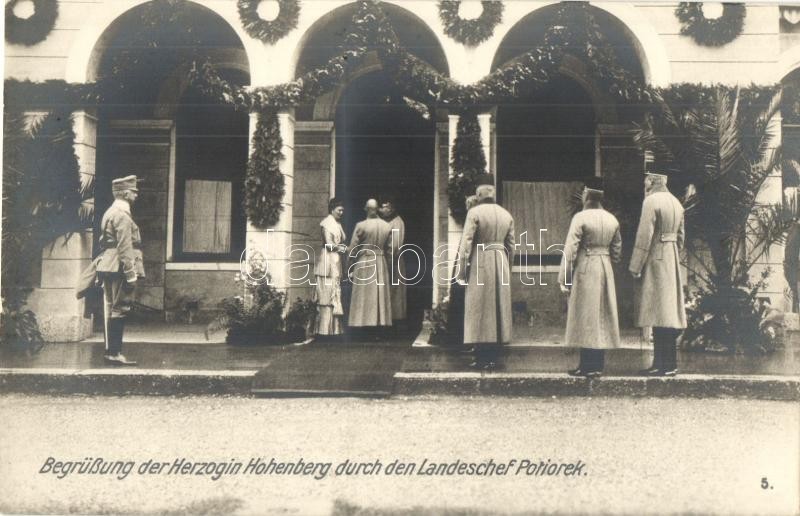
[
  {"left": 237, "top": 0, "right": 300, "bottom": 45},
  {"left": 675, "top": 3, "right": 746, "bottom": 47},
  {"left": 438, "top": 0, "right": 503, "bottom": 47},
  {"left": 5, "top": 0, "right": 58, "bottom": 46},
  {"left": 245, "top": 110, "right": 286, "bottom": 228},
  {"left": 188, "top": 1, "right": 656, "bottom": 113},
  {"left": 447, "top": 112, "right": 488, "bottom": 225},
  {"left": 6, "top": 0, "right": 659, "bottom": 228}
]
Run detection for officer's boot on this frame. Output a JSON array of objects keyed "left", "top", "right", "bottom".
[
  {"left": 106, "top": 319, "right": 137, "bottom": 366},
  {"left": 568, "top": 348, "right": 589, "bottom": 376},
  {"left": 640, "top": 328, "right": 664, "bottom": 376},
  {"left": 588, "top": 349, "right": 605, "bottom": 377},
  {"left": 661, "top": 330, "right": 678, "bottom": 376}
]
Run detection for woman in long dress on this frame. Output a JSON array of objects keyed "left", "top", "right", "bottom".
[
  {"left": 558, "top": 183, "right": 622, "bottom": 377},
  {"left": 313, "top": 198, "right": 347, "bottom": 338}
]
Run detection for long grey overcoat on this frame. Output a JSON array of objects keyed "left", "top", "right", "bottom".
[
  {"left": 386, "top": 215, "right": 407, "bottom": 321},
  {"left": 558, "top": 208, "right": 622, "bottom": 349},
  {"left": 347, "top": 217, "right": 393, "bottom": 327},
  {"left": 457, "top": 202, "right": 515, "bottom": 344},
  {"left": 629, "top": 186, "right": 687, "bottom": 329}
]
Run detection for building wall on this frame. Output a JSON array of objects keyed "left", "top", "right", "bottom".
[
  {"left": 6, "top": 1, "right": 800, "bottom": 338},
  {"left": 5, "top": 2, "right": 793, "bottom": 86}
]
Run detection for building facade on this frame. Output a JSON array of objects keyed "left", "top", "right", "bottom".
[{"left": 5, "top": 0, "right": 800, "bottom": 341}]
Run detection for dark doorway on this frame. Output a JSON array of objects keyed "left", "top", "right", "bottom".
[{"left": 335, "top": 71, "right": 436, "bottom": 328}]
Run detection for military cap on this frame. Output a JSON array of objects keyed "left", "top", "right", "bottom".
[{"left": 111, "top": 175, "right": 140, "bottom": 193}]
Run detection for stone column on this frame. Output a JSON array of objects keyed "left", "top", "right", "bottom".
[
  {"left": 751, "top": 113, "right": 788, "bottom": 310},
  {"left": 244, "top": 109, "right": 295, "bottom": 295},
  {"left": 27, "top": 110, "right": 96, "bottom": 341},
  {"left": 446, "top": 114, "right": 462, "bottom": 283},
  {"left": 291, "top": 120, "right": 335, "bottom": 302},
  {"left": 442, "top": 112, "right": 496, "bottom": 301}
]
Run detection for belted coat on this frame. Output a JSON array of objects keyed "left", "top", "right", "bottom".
[
  {"left": 456, "top": 201, "right": 516, "bottom": 345},
  {"left": 558, "top": 208, "right": 622, "bottom": 349},
  {"left": 347, "top": 217, "right": 394, "bottom": 327},
  {"left": 629, "top": 187, "right": 687, "bottom": 329},
  {"left": 96, "top": 199, "right": 145, "bottom": 282}
]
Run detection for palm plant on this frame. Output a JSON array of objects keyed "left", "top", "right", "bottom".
[
  {"left": 2, "top": 110, "right": 87, "bottom": 351},
  {"left": 634, "top": 85, "right": 791, "bottom": 354}
]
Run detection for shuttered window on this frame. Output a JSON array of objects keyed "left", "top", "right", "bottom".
[
  {"left": 502, "top": 180, "right": 583, "bottom": 255},
  {"left": 182, "top": 180, "right": 232, "bottom": 254}
]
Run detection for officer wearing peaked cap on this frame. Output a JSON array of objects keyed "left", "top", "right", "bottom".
[
  {"left": 629, "top": 172, "right": 686, "bottom": 376},
  {"left": 559, "top": 179, "right": 622, "bottom": 377},
  {"left": 456, "top": 182, "right": 515, "bottom": 370},
  {"left": 96, "top": 175, "right": 145, "bottom": 365}
]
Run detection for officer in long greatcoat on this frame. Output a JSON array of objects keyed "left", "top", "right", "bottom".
[
  {"left": 96, "top": 175, "right": 145, "bottom": 365},
  {"left": 348, "top": 199, "right": 394, "bottom": 335},
  {"left": 456, "top": 184, "right": 515, "bottom": 369},
  {"left": 379, "top": 198, "right": 407, "bottom": 326},
  {"left": 559, "top": 183, "right": 622, "bottom": 377},
  {"left": 629, "top": 172, "right": 686, "bottom": 376}
]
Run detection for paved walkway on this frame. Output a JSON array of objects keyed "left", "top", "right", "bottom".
[{"left": 2, "top": 329, "right": 799, "bottom": 399}]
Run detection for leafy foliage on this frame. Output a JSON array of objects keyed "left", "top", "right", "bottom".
[
  {"left": 634, "top": 86, "right": 790, "bottom": 354},
  {"left": 207, "top": 272, "right": 317, "bottom": 345},
  {"left": 246, "top": 111, "right": 285, "bottom": 229},
  {"left": 447, "top": 112, "right": 487, "bottom": 225},
  {"left": 675, "top": 3, "right": 745, "bottom": 47},
  {"left": 2, "top": 110, "right": 85, "bottom": 351},
  {"left": 188, "top": 1, "right": 654, "bottom": 112},
  {"left": 284, "top": 298, "right": 318, "bottom": 343},
  {"left": 237, "top": 0, "right": 300, "bottom": 44},
  {"left": 5, "top": 0, "right": 58, "bottom": 46},
  {"left": 438, "top": 1, "right": 503, "bottom": 47}
]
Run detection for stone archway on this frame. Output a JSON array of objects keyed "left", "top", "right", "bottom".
[
  {"left": 490, "top": 4, "right": 648, "bottom": 336},
  {"left": 288, "top": 2, "right": 450, "bottom": 327},
  {"left": 89, "top": 1, "right": 252, "bottom": 322}
]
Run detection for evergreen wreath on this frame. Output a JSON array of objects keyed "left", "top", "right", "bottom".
[
  {"left": 5, "top": 0, "right": 58, "bottom": 46},
  {"left": 245, "top": 110, "right": 286, "bottom": 229},
  {"left": 438, "top": 0, "right": 503, "bottom": 47},
  {"left": 237, "top": 0, "right": 300, "bottom": 45},
  {"left": 675, "top": 3, "right": 745, "bottom": 47}
]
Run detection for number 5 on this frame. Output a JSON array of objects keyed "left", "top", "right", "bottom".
[{"left": 761, "top": 477, "right": 769, "bottom": 489}]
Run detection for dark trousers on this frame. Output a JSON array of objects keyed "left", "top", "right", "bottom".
[
  {"left": 101, "top": 273, "right": 133, "bottom": 355},
  {"left": 578, "top": 348, "right": 605, "bottom": 372},
  {"left": 446, "top": 281, "right": 466, "bottom": 347},
  {"left": 651, "top": 327, "right": 680, "bottom": 371},
  {"left": 472, "top": 343, "right": 504, "bottom": 367}
]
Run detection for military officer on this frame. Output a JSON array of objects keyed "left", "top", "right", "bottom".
[
  {"left": 348, "top": 199, "right": 394, "bottom": 337},
  {"left": 559, "top": 181, "right": 622, "bottom": 377},
  {"left": 96, "top": 175, "right": 145, "bottom": 365},
  {"left": 379, "top": 197, "right": 407, "bottom": 327},
  {"left": 629, "top": 172, "right": 686, "bottom": 376},
  {"left": 456, "top": 183, "right": 515, "bottom": 370}
]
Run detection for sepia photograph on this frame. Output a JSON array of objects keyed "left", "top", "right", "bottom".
[{"left": 1, "top": 0, "right": 799, "bottom": 514}]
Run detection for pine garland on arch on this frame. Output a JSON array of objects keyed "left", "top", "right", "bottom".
[
  {"left": 237, "top": 0, "right": 300, "bottom": 45},
  {"left": 5, "top": 0, "right": 58, "bottom": 46},
  {"left": 245, "top": 110, "right": 286, "bottom": 229},
  {"left": 438, "top": 0, "right": 504, "bottom": 47},
  {"left": 675, "top": 3, "right": 746, "bottom": 47}
]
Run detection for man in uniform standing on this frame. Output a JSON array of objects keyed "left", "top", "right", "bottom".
[
  {"left": 96, "top": 175, "right": 145, "bottom": 365},
  {"left": 629, "top": 172, "right": 686, "bottom": 376},
  {"left": 380, "top": 198, "right": 407, "bottom": 328},
  {"left": 348, "top": 199, "right": 394, "bottom": 338},
  {"left": 456, "top": 184, "right": 515, "bottom": 369}
]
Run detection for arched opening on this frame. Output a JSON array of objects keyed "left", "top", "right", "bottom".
[
  {"left": 291, "top": 2, "right": 448, "bottom": 329},
  {"left": 91, "top": 1, "right": 250, "bottom": 319},
  {"left": 491, "top": 4, "right": 646, "bottom": 333}
]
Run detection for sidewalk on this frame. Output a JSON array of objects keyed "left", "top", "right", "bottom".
[{"left": 1, "top": 331, "right": 799, "bottom": 399}]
